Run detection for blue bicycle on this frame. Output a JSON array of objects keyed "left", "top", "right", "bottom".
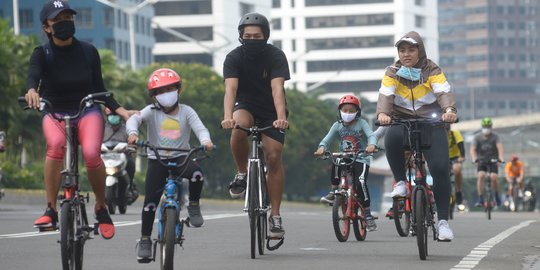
[{"left": 135, "top": 141, "right": 212, "bottom": 269}]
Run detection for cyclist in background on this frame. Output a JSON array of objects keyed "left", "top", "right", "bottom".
[
  {"left": 446, "top": 125, "right": 465, "bottom": 206},
  {"left": 221, "top": 12, "right": 290, "bottom": 239},
  {"left": 376, "top": 31, "right": 457, "bottom": 241},
  {"left": 505, "top": 154, "right": 525, "bottom": 198},
  {"left": 24, "top": 0, "right": 136, "bottom": 239},
  {"left": 470, "top": 117, "right": 504, "bottom": 207},
  {"left": 314, "top": 94, "right": 378, "bottom": 231}
]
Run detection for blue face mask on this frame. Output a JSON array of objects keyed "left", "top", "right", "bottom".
[
  {"left": 107, "top": 115, "right": 121, "bottom": 125},
  {"left": 396, "top": 66, "right": 422, "bottom": 81}
]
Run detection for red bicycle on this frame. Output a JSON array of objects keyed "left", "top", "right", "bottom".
[{"left": 321, "top": 149, "right": 379, "bottom": 242}]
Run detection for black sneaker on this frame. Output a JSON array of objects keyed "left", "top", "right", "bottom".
[
  {"left": 228, "top": 173, "right": 247, "bottom": 199},
  {"left": 269, "top": 215, "right": 285, "bottom": 238},
  {"left": 319, "top": 190, "right": 335, "bottom": 205},
  {"left": 187, "top": 201, "right": 204, "bottom": 227},
  {"left": 456, "top": 192, "right": 463, "bottom": 205},
  {"left": 137, "top": 236, "right": 153, "bottom": 261},
  {"left": 95, "top": 207, "right": 115, "bottom": 239}
]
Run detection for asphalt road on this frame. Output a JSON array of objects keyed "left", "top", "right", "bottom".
[{"left": 1, "top": 194, "right": 539, "bottom": 270}]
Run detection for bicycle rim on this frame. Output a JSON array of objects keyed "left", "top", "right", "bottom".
[
  {"left": 248, "top": 162, "right": 259, "bottom": 259},
  {"left": 393, "top": 198, "right": 411, "bottom": 237},
  {"left": 352, "top": 202, "right": 366, "bottom": 241},
  {"left": 60, "top": 202, "right": 74, "bottom": 270},
  {"left": 332, "top": 195, "right": 349, "bottom": 242},
  {"left": 257, "top": 212, "right": 267, "bottom": 255},
  {"left": 414, "top": 190, "right": 427, "bottom": 260},
  {"left": 160, "top": 208, "right": 177, "bottom": 270}
]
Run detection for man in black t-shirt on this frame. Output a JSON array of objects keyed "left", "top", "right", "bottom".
[{"left": 221, "top": 12, "right": 290, "bottom": 239}]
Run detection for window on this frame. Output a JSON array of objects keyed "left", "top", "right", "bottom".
[
  {"left": 292, "top": 39, "right": 296, "bottom": 51},
  {"left": 123, "top": 12, "right": 128, "bottom": 29},
  {"left": 135, "top": 15, "right": 140, "bottom": 33},
  {"left": 415, "top": 15, "right": 425, "bottom": 28},
  {"left": 240, "top": 3, "right": 254, "bottom": 15},
  {"left": 103, "top": 7, "right": 113, "bottom": 27},
  {"left": 291, "top": 18, "right": 295, "bottom": 30},
  {"left": 415, "top": 0, "right": 424, "bottom": 6},
  {"left": 305, "top": 13, "right": 393, "bottom": 28},
  {"left": 306, "top": 35, "right": 393, "bottom": 50},
  {"left": 272, "top": 19, "right": 281, "bottom": 30},
  {"left": 76, "top": 8, "right": 93, "bottom": 28},
  {"left": 307, "top": 58, "right": 393, "bottom": 72},
  {"left": 307, "top": 80, "right": 380, "bottom": 93},
  {"left": 155, "top": 27, "right": 213, "bottom": 42},
  {"left": 19, "top": 9, "right": 33, "bottom": 29},
  {"left": 155, "top": 1, "right": 212, "bottom": 15},
  {"left": 272, "top": 0, "right": 281, "bottom": 8},
  {"left": 124, "top": 41, "right": 129, "bottom": 61},
  {"left": 154, "top": 54, "right": 212, "bottom": 66},
  {"left": 272, "top": 40, "right": 282, "bottom": 49},
  {"left": 305, "top": 0, "right": 391, "bottom": 6},
  {"left": 105, "top": 39, "right": 115, "bottom": 52},
  {"left": 117, "top": 40, "right": 123, "bottom": 60}
]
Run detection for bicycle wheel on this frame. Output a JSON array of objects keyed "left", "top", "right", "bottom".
[
  {"left": 449, "top": 193, "right": 455, "bottom": 220},
  {"left": 106, "top": 186, "right": 116, "bottom": 215},
  {"left": 352, "top": 202, "right": 366, "bottom": 241},
  {"left": 248, "top": 162, "right": 259, "bottom": 259},
  {"left": 393, "top": 198, "right": 411, "bottom": 237},
  {"left": 60, "top": 202, "right": 82, "bottom": 270},
  {"left": 160, "top": 208, "right": 177, "bottom": 270},
  {"left": 486, "top": 190, "right": 492, "bottom": 220},
  {"left": 512, "top": 185, "right": 520, "bottom": 212},
  {"left": 257, "top": 211, "right": 267, "bottom": 255},
  {"left": 414, "top": 189, "right": 428, "bottom": 260},
  {"left": 332, "top": 194, "right": 350, "bottom": 242}
]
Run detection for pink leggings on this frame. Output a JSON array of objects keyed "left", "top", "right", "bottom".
[{"left": 42, "top": 110, "right": 104, "bottom": 169}]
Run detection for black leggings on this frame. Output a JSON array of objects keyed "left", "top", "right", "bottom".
[
  {"left": 330, "top": 162, "right": 371, "bottom": 208},
  {"left": 141, "top": 156, "right": 204, "bottom": 236},
  {"left": 384, "top": 124, "right": 450, "bottom": 221}
]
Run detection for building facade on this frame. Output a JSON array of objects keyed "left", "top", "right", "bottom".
[
  {"left": 439, "top": 0, "right": 540, "bottom": 120},
  {"left": 0, "top": 0, "right": 154, "bottom": 68},
  {"left": 152, "top": 0, "right": 270, "bottom": 72}
]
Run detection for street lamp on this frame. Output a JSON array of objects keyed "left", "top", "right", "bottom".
[{"left": 95, "top": 0, "right": 159, "bottom": 69}]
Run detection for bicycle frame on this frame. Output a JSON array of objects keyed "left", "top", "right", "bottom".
[{"left": 478, "top": 159, "right": 500, "bottom": 219}]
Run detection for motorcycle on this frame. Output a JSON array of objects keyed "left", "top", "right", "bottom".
[{"left": 101, "top": 141, "right": 138, "bottom": 214}]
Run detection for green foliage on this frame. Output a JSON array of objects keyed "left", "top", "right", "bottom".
[{"left": 0, "top": 160, "right": 44, "bottom": 189}]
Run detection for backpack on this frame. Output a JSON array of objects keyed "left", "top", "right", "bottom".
[{"left": 42, "top": 40, "right": 95, "bottom": 70}]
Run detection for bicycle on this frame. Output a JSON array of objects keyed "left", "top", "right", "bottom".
[
  {"left": 235, "top": 125, "right": 284, "bottom": 259},
  {"left": 475, "top": 159, "right": 502, "bottom": 219},
  {"left": 135, "top": 141, "right": 211, "bottom": 269},
  {"left": 509, "top": 177, "right": 522, "bottom": 212},
  {"left": 19, "top": 93, "right": 111, "bottom": 270},
  {"left": 320, "top": 149, "right": 380, "bottom": 242},
  {"left": 379, "top": 118, "right": 448, "bottom": 260}
]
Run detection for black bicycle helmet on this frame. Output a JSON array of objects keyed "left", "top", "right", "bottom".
[{"left": 238, "top": 12, "right": 270, "bottom": 40}]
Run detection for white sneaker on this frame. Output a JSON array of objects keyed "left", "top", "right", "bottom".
[
  {"left": 390, "top": 181, "right": 408, "bottom": 197},
  {"left": 437, "top": 220, "right": 454, "bottom": 241}
]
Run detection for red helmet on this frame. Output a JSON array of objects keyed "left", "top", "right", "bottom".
[
  {"left": 147, "top": 68, "right": 182, "bottom": 96},
  {"left": 338, "top": 94, "right": 361, "bottom": 110},
  {"left": 510, "top": 154, "right": 519, "bottom": 162}
]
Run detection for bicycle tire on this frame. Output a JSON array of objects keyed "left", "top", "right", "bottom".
[
  {"left": 160, "top": 208, "right": 177, "bottom": 270},
  {"left": 512, "top": 184, "right": 520, "bottom": 212},
  {"left": 60, "top": 202, "right": 77, "bottom": 270},
  {"left": 248, "top": 162, "right": 259, "bottom": 259},
  {"left": 393, "top": 198, "right": 411, "bottom": 237},
  {"left": 414, "top": 189, "right": 428, "bottom": 260},
  {"left": 257, "top": 212, "right": 267, "bottom": 255},
  {"left": 486, "top": 190, "right": 492, "bottom": 220},
  {"left": 449, "top": 193, "right": 454, "bottom": 220},
  {"left": 352, "top": 202, "right": 366, "bottom": 241},
  {"left": 332, "top": 194, "right": 349, "bottom": 242},
  {"left": 106, "top": 186, "right": 116, "bottom": 215}
]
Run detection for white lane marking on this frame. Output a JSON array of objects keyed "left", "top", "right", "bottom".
[
  {"left": 300, "top": 248, "right": 328, "bottom": 251},
  {"left": 450, "top": 220, "right": 536, "bottom": 270},
  {"left": 0, "top": 213, "right": 245, "bottom": 239}
]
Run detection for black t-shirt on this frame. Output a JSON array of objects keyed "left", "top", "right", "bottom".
[
  {"left": 223, "top": 44, "right": 290, "bottom": 118},
  {"left": 26, "top": 38, "right": 120, "bottom": 112}
]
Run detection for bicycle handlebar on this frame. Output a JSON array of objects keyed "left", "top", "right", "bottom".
[
  {"left": 375, "top": 117, "right": 452, "bottom": 127},
  {"left": 18, "top": 92, "right": 112, "bottom": 121},
  {"left": 135, "top": 140, "right": 214, "bottom": 168},
  {"left": 320, "top": 146, "right": 384, "bottom": 165},
  {"left": 234, "top": 125, "right": 284, "bottom": 135},
  {"left": 472, "top": 159, "right": 504, "bottom": 165}
]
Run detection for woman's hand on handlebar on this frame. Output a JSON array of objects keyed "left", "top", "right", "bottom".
[
  {"left": 273, "top": 119, "right": 288, "bottom": 130},
  {"left": 377, "top": 113, "right": 391, "bottom": 125},
  {"left": 128, "top": 134, "right": 138, "bottom": 145},
  {"left": 204, "top": 141, "right": 214, "bottom": 152},
  {"left": 442, "top": 111, "right": 458, "bottom": 123},
  {"left": 221, "top": 118, "right": 236, "bottom": 129},
  {"left": 314, "top": 146, "right": 325, "bottom": 157},
  {"left": 365, "top": 144, "right": 376, "bottom": 153},
  {"left": 25, "top": 89, "right": 40, "bottom": 109}
]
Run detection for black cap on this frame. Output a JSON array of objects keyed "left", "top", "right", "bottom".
[{"left": 40, "top": 0, "right": 77, "bottom": 24}]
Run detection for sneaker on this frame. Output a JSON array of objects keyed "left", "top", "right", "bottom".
[
  {"left": 95, "top": 207, "right": 115, "bottom": 239},
  {"left": 320, "top": 190, "right": 335, "bottom": 205},
  {"left": 437, "top": 220, "right": 454, "bottom": 241},
  {"left": 228, "top": 173, "right": 247, "bottom": 199},
  {"left": 34, "top": 207, "right": 58, "bottom": 228},
  {"left": 385, "top": 207, "right": 394, "bottom": 219},
  {"left": 365, "top": 215, "right": 377, "bottom": 232},
  {"left": 187, "top": 201, "right": 204, "bottom": 227},
  {"left": 475, "top": 196, "right": 484, "bottom": 207},
  {"left": 456, "top": 192, "right": 463, "bottom": 205},
  {"left": 269, "top": 215, "right": 285, "bottom": 238},
  {"left": 390, "top": 181, "right": 409, "bottom": 197},
  {"left": 137, "top": 236, "right": 153, "bottom": 260}
]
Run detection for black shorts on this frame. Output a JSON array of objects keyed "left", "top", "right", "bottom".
[
  {"left": 477, "top": 163, "right": 498, "bottom": 174},
  {"left": 234, "top": 102, "right": 286, "bottom": 144}
]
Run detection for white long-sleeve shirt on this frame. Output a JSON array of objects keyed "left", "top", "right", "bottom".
[{"left": 126, "top": 104, "right": 211, "bottom": 159}]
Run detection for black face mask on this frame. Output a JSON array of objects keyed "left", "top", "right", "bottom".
[
  {"left": 242, "top": 39, "right": 266, "bottom": 58},
  {"left": 52, "top": 20, "right": 76, "bottom": 41}
]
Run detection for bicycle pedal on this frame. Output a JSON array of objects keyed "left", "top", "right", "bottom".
[
  {"left": 137, "top": 257, "right": 153, "bottom": 264},
  {"left": 36, "top": 225, "right": 58, "bottom": 232},
  {"left": 437, "top": 239, "right": 452, "bottom": 242}
]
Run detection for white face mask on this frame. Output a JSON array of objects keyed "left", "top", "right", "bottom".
[
  {"left": 481, "top": 128, "right": 492, "bottom": 135},
  {"left": 340, "top": 112, "right": 357, "bottom": 123},
  {"left": 155, "top": 90, "right": 178, "bottom": 108}
]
